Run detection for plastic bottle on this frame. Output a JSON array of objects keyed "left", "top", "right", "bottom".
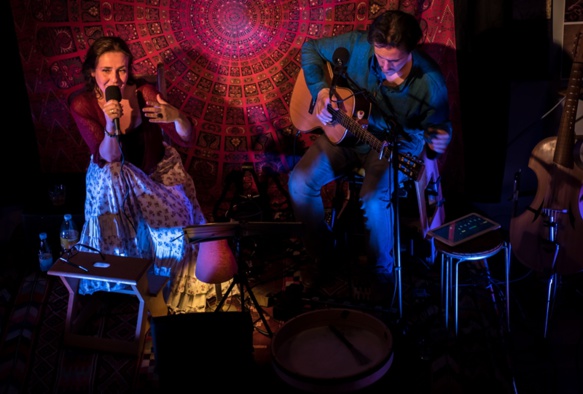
[
  {"left": 38, "top": 232, "right": 54, "bottom": 272},
  {"left": 60, "top": 213, "right": 79, "bottom": 251}
]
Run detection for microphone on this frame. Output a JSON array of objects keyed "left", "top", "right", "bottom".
[
  {"left": 330, "top": 47, "right": 350, "bottom": 99},
  {"left": 105, "top": 85, "right": 122, "bottom": 134},
  {"left": 332, "top": 47, "right": 350, "bottom": 68}
]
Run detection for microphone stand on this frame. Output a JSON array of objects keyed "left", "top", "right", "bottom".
[
  {"left": 330, "top": 64, "right": 347, "bottom": 101},
  {"left": 340, "top": 71, "right": 405, "bottom": 321}
]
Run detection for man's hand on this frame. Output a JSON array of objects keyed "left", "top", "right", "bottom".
[
  {"left": 425, "top": 127, "right": 451, "bottom": 154},
  {"left": 315, "top": 88, "right": 337, "bottom": 125}
]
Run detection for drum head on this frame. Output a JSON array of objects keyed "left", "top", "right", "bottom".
[{"left": 271, "top": 308, "right": 393, "bottom": 393}]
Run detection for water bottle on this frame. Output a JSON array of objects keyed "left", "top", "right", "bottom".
[
  {"left": 60, "top": 213, "right": 79, "bottom": 252},
  {"left": 38, "top": 232, "right": 54, "bottom": 272}
]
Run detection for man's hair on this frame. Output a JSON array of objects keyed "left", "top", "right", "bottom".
[{"left": 367, "top": 10, "right": 423, "bottom": 52}]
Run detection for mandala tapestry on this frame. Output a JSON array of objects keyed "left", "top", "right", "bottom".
[{"left": 9, "top": 0, "right": 460, "bottom": 216}]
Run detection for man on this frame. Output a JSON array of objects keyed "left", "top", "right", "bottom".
[{"left": 288, "top": 10, "right": 452, "bottom": 300}]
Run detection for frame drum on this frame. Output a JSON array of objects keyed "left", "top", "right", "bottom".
[{"left": 271, "top": 308, "right": 393, "bottom": 393}]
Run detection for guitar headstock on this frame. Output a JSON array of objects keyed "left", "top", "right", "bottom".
[{"left": 398, "top": 153, "right": 425, "bottom": 182}]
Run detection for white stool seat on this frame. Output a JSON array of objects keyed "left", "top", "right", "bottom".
[{"left": 48, "top": 252, "right": 168, "bottom": 355}]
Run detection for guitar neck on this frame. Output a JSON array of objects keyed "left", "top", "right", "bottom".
[
  {"left": 554, "top": 61, "right": 582, "bottom": 168},
  {"left": 554, "top": 30, "right": 583, "bottom": 169},
  {"left": 330, "top": 105, "right": 393, "bottom": 158},
  {"left": 329, "top": 104, "right": 423, "bottom": 181}
]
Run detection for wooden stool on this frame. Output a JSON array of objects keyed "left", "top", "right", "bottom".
[
  {"left": 436, "top": 230, "right": 511, "bottom": 335},
  {"left": 48, "top": 251, "right": 168, "bottom": 355}
]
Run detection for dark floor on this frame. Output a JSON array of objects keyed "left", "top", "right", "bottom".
[
  {"left": 1, "top": 200, "right": 583, "bottom": 393},
  {"left": 146, "top": 207, "right": 583, "bottom": 394},
  {"left": 241, "top": 237, "right": 583, "bottom": 394}
]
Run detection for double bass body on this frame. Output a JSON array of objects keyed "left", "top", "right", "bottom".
[
  {"left": 509, "top": 137, "right": 583, "bottom": 275},
  {"left": 510, "top": 30, "right": 583, "bottom": 276}
]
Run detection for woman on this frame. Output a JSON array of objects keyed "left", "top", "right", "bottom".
[{"left": 69, "top": 36, "right": 236, "bottom": 313}]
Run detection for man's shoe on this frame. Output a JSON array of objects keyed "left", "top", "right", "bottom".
[{"left": 373, "top": 267, "right": 395, "bottom": 285}]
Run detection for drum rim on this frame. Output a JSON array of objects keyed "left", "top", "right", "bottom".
[
  {"left": 271, "top": 308, "right": 394, "bottom": 386},
  {"left": 272, "top": 351, "right": 394, "bottom": 393}
]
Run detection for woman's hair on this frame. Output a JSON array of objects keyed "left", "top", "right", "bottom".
[
  {"left": 367, "top": 10, "right": 423, "bottom": 52},
  {"left": 81, "top": 36, "right": 136, "bottom": 97}
]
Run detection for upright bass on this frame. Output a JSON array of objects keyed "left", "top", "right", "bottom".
[{"left": 509, "top": 31, "right": 583, "bottom": 275}]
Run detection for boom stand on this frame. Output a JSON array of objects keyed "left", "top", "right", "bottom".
[
  {"left": 391, "top": 134, "right": 404, "bottom": 321},
  {"left": 214, "top": 234, "right": 273, "bottom": 337},
  {"left": 341, "top": 72, "right": 405, "bottom": 320}
]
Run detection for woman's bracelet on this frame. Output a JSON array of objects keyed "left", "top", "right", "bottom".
[{"left": 104, "top": 128, "right": 119, "bottom": 138}]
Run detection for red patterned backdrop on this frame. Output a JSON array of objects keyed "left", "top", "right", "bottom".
[{"left": 10, "top": 0, "right": 460, "bottom": 218}]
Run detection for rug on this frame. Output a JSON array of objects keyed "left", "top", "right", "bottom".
[
  {"left": 0, "top": 272, "right": 157, "bottom": 393},
  {"left": 0, "top": 245, "right": 517, "bottom": 393}
]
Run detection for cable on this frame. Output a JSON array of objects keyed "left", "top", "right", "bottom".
[
  {"left": 72, "top": 243, "right": 105, "bottom": 260},
  {"left": 507, "top": 95, "right": 565, "bottom": 148},
  {"left": 116, "top": 139, "right": 139, "bottom": 234}
]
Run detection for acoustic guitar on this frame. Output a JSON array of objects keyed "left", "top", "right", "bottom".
[
  {"left": 509, "top": 31, "right": 583, "bottom": 275},
  {"left": 290, "top": 66, "right": 445, "bottom": 238},
  {"left": 289, "top": 65, "right": 425, "bottom": 182}
]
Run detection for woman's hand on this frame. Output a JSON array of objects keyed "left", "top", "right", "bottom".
[
  {"left": 144, "top": 94, "right": 193, "bottom": 141},
  {"left": 103, "top": 99, "right": 123, "bottom": 128},
  {"left": 143, "top": 94, "right": 179, "bottom": 123}
]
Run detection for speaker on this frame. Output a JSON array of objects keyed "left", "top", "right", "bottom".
[{"left": 150, "top": 311, "right": 255, "bottom": 390}]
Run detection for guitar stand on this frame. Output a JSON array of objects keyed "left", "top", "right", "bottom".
[
  {"left": 542, "top": 208, "right": 565, "bottom": 339},
  {"left": 544, "top": 258, "right": 560, "bottom": 339},
  {"left": 184, "top": 221, "right": 302, "bottom": 337},
  {"left": 214, "top": 235, "right": 273, "bottom": 337}
]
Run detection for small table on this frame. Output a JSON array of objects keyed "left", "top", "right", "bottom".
[{"left": 48, "top": 251, "right": 168, "bottom": 356}]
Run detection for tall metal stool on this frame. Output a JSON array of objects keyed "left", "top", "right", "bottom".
[{"left": 436, "top": 229, "right": 511, "bottom": 335}]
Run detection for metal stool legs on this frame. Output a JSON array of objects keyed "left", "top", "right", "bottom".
[{"left": 441, "top": 241, "right": 511, "bottom": 335}]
